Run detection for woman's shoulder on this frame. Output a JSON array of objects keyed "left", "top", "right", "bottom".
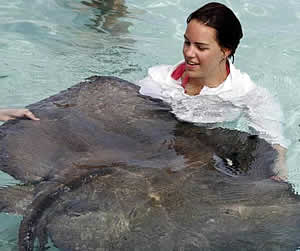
[
  {"left": 229, "top": 64, "right": 280, "bottom": 110},
  {"left": 137, "top": 61, "right": 183, "bottom": 100},
  {"left": 229, "top": 63, "right": 259, "bottom": 97},
  {"left": 147, "top": 62, "right": 180, "bottom": 83}
]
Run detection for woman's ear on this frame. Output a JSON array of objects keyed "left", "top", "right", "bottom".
[
  {"left": 221, "top": 47, "right": 231, "bottom": 59},
  {"left": 221, "top": 48, "right": 231, "bottom": 59}
]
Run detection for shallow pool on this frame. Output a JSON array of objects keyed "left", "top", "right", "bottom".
[{"left": 1, "top": 0, "right": 300, "bottom": 250}]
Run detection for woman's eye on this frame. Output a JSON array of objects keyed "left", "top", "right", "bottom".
[
  {"left": 197, "top": 46, "right": 207, "bottom": 51},
  {"left": 184, "top": 40, "right": 190, "bottom": 45}
]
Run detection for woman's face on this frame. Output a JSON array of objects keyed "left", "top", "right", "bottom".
[{"left": 183, "top": 19, "right": 230, "bottom": 84}]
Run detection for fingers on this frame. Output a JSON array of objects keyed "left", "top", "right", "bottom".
[
  {"left": 0, "top": 109, "right": 40, "bottom": 121},
  {"left": 23, "top": 109, "right": 40, "bottom": 121},
  {"left": 270, "top": 175, "right": 288, "bottom": 183}
]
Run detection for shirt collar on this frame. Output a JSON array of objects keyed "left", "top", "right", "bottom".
[{"left": 170, "top": 60, "right": 234, "bottom": 95}]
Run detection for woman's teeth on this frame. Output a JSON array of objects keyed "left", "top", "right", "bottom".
[{"left": 187, "top": 61, "right": 198, "bottom": 65}]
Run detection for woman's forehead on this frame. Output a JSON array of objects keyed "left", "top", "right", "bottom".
[{"left": 185, "top": 20, "right": 217, "bottom": 44}]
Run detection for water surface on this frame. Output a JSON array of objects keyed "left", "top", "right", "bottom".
[{"left": 1, "top": 0, "right": 300, "bottom": 250}]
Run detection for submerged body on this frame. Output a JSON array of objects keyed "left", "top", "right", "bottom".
[
  {"left": 137, "top": 60, "right": 287, "bottom": 147},
  {"left": 137, "top": 3, "right": 288, "bottom": 180},
  {"left": 0, "top": 76, "right": 299, "bottom": 251}
]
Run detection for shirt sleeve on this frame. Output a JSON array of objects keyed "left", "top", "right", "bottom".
[
  {"left": 137, "top": 75, "right": 164, "bottom": 100},
  {"left": 136, "top": 65, "right": 173, "bottom": 100},
  {"left": 243, "top": 87, "right": 289, "bottom": 148}
]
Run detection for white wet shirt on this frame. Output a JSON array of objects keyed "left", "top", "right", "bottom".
[{"left": 136, "top": 60, "right": 289, "bottom": 148}]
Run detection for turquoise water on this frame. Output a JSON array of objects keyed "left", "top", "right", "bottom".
[{"left": 1, "top": 0, "right": 300, "bottom": 249}]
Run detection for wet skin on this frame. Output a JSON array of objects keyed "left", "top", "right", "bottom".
[{"left": 183, "top": 20, "right": 230, "bottom": 94}]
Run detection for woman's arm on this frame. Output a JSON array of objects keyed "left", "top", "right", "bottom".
[
  {"left": 0, "top": 109, "right": 39, "bottom": 121},
  {"left": 243, "top": 87, "right": 289, "bottom": 181}
]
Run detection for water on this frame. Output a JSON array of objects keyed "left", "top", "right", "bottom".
[{"left": 0, "top": 0, "right": 300, "bottom": 249}]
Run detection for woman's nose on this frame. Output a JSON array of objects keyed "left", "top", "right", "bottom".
[{"left": 184, "top": 44, "right": 195, "bottom": 58}]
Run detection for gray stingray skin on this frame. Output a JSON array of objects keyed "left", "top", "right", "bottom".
[{"left": 0, "top": 76, "right": 299, "bottom": 251}]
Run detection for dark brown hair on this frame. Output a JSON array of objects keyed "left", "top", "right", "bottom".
[{"left": 187, "top": 2, "right": 243, "bottom": 62}]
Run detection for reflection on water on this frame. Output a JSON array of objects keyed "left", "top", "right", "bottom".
[{"left": 81, "top": 0, "right": 131, "bottom": 35}]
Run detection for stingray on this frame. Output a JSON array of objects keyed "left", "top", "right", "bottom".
[{"left": 0, "top": 76, "right": 299, "bottom": 251}]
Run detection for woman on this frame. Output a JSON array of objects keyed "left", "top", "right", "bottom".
[
  {"left": 0, "top": 108, "right": 39, "bottom": 121},
  {"left": 137, "top": 2, "right": 288, "bottom": 181}
]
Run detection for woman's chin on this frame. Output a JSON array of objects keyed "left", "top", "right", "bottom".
[{"left": 186, "top": 72, "right": 202, "bottom": 80}]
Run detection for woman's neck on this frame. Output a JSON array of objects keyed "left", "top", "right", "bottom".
[{"left": 183, "top": 62, "right": 229, "bottom": 96}]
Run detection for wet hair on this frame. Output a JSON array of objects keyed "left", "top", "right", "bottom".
[{"left": 187, "top": 2, "right": 243, "bottom": 63}]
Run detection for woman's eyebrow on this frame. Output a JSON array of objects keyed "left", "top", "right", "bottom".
[
  {"left": 184, "top": 35, "right": 189, "bottom": 40},
  {"left": 184, "top": 35, "right": 209, "bottom": 46}
]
